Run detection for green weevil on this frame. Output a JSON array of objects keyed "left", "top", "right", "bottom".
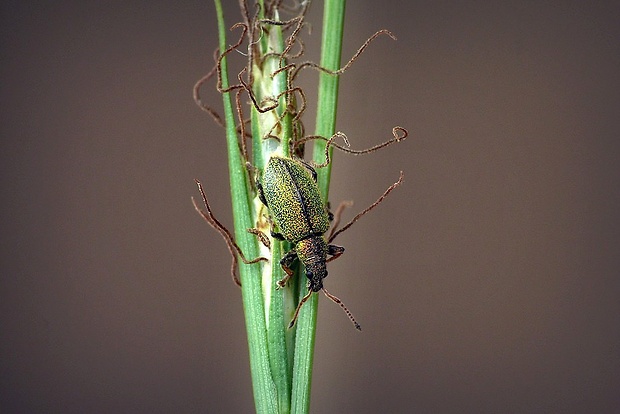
[
  {"left": 194, "top": 128, "right": 407, "bottom": 331},
  {"left": 257, "top": 155, "right": 356, "bottom": 330}
]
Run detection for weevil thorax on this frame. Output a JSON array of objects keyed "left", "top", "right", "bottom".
[{"left": 295, "top": 235, "right": 329, "bottom": 292}]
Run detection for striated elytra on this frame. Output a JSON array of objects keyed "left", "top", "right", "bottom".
[{"left": 260, "top": 156, "right": 330, "bottom": 243}]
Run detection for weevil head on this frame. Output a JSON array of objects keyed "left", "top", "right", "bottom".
[
  {"left": 305, "top": 262, "right": 327, "bottom": 292},
  {"left": 295, "top": 236, "right": 328, "bottom": 292}
]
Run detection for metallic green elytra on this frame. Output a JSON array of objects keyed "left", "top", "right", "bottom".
[
  {"left": 260, "top": 156, "right": 330, "bottom": 243},
  {"left": 257, "top": 155, "right": 358, "bottom": 329}
]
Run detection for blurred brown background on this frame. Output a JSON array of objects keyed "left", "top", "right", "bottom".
[{"left": 1, "top": 1, "right": 619, "bottom": 413}]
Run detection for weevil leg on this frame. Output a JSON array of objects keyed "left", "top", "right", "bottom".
[
  {"left": 288, "top": 290, "right": 313, "bottom": 329},
  {"left": 326, "top": 244, "right": 345, "bottom": 263},
  {"left": 277, "top": 249, "right": 299, "bottom": 288}
]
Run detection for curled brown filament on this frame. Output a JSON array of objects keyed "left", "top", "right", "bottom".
[
  {"left": 192, "top": 179, "right": 267, "bottom": 286},
  {"left": 296, "top": 126, "right": 408, "bottom": 155}
]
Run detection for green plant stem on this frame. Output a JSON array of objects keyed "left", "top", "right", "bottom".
[
  {"left": 214, "top": 1, "right": 278, "bottom": 412},
  {"left": 313, "top": 0, "right": 346, "bottom": 194},
  {"left": 213, "top": 1, "right": 347, "bottom": 412},
  {"left": 290, "top": 1, "right": 346, "bottom": 413},
  {"left": 250, "top": 13, "right": 294, "bottom": 414}
]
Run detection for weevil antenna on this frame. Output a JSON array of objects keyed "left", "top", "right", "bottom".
[
  {"left": 322, "top": 288, "right": 361, "bottom": 331},
  {"left": 329, "top": 171, "right": 404, "bottom": 243},
  {"left": 288, "top": 290, "right": 313, "bottom": 329}
]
